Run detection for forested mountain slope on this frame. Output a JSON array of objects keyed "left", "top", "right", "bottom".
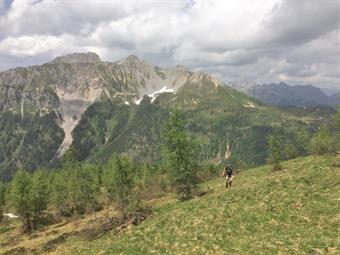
[{"left": 0, "top": 52, "right": 336, "bottom": 180}]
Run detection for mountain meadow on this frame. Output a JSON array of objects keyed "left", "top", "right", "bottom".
[{"left": 0, "top": 53, "right": 339, "bottom": 255}]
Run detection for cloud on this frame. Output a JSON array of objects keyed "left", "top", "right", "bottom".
[
  {"left": 0, "top": 35, "right": 69, "bottom": 56},
  {"left": 0, "top": 0, "right": 4, "bottom": 14},
  {"left": 261, "top": 0, "right": 340, "bottom": 47},
  {"left": 0, "top": 0, "right": 339, "bottom": 89}
]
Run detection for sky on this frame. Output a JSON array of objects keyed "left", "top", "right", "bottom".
[{"left": 0, "top": 0, "right": 339, "bottom": 90}]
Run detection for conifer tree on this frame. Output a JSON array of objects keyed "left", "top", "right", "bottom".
[
  {"left": 10, "top": 169, "right": 33, "bottom": 232},
  {"left": 267, "top": 129, "right": 283, "bottom": 171},
  {"left": 75, "top": 164, "right": 100, "bottom": 212},
  {"left": 59, "top": 148, "right": 99, "bottom": 214},
  {"left": 30, "top": 170, "right": 49, "bottom": 228},
  {"left": 162, "top": 109, "right": 196, "bottom": 200},
  {"left": 51, "top": 169, "right": 70, "bottom": 216},
  {"left": 113, "top": 157, "right": 133, "bottom": 212},
  {"left": 10, "top": 169, "right": 50, "bottom": 231},
  {"left": 103, "top": 155, "right": 136, "bottom": 215}
]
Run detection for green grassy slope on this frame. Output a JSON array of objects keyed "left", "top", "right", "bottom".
[{"left": 55, "top": 155, "right": 339, "bottom": 255}]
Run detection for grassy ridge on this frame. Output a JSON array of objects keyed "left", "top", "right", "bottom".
[
  {"left": 1, "top": 155, "right": 339, "bottom": 254},
  {"left": 61, "top": 155, "right": 339, "bottom": 254}
]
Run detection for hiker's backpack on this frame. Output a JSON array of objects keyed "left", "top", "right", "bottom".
[{"left": 226, "top": 164, "right": 233, "bottom": 175}]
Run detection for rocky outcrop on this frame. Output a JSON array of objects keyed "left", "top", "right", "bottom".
[
  {"left": 50, "top": 52, "right": 101, "bottom": 64},
  {"left": 0, "top": 52, "right": 224, "bottom": 160}
]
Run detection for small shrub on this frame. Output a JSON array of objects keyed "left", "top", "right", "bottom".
[
  {"left": 284, "top": 144, "right": 298, "bottom": 159},
  {"left": 309, "top": 124, "right": 335, "bottom": 155}
]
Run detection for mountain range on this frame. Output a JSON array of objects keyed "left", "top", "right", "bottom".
[
  {"left": 0, "top": 52, "right": 335, "bottom": 180},
  {"left": 229, "top": 80, "right": 340, "bottom": 107}
]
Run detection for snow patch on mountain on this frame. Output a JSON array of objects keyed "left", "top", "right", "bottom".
[
  {"left": 244, "top": 101, "right": 256, "bottom": 108},
  {"left": 134, "top": 86, "right": 174, "bottom": 105},
  {"left": 149, "top": 86, "right": 174, "bottom": 103}
]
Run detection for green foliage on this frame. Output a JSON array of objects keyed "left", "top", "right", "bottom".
[
  {"left": 284, "top": 143, "right": 298, "bottom": 159},
  {"left": 72, "top": 99, "right": 132, "bottom": 161},
  {"left": 51, "top": 169, "right": 70, "bottom": 216},
  {"left": 309, "top": 124, "right": 335, "bottom": 155},
  {"left": 47, "top": 155, "right": 340, "bottom": 255},
  {"left": 267, "top": 128, "right": 283, "bottom": 171},
  {"left": 333, "top": 110, "right": 340, "bottom": 150},
  {"left": 103, "top": 155, "right": 138, "bottom": 215},
  {"left": 0, "top": 182, "right": 5, "bottom": 222},
  {"left": 136, "top": 163, "right": 171, "bottom": 200},
  {"left": 333, "top": 108, "right": 340, "bottom": 129},
  {"left": 51, "top": 149, "right": 100, "bottom": 216},
  {"left": 9, "top": 169, "right": 50, "bottom": 231},
  {"left": 0, "top": 112, "right": 63, "bottom": 181},
  {"left": 162, "top": 110, "right": 197, "bottom": 200},
  {"left": 0, "top": 64, "right": 336, "bottom": 182},
  {"left": 231, "top": 125, "right": 271, "bottom": 168},
  {"left": 9, "top": 169, "right": 34, "bottom": 232},
  {"left": 30, "top": 170, "right": 50, "bottom": 228},
  {"left": 195, "top": 163, "right": 219, "bottom": 182}
]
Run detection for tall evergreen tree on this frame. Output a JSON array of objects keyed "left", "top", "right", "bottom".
[
  {"left": 10, "top": 169, "right": 50, "bottom": 231},
  {"left": 103, "top": 156, "right": 134, "bottom": 214},
  {"left": 54, "top": 148, "right": 99, "bottom": 215},
  {"left": 30, "top": 170, "right": 49, "bottom": 228},
  {"left": 51, "top": 169, "right": 70, "bottom": 216},
  {"left": 10, "top": 169, "right": 33, "bottom": 232},
  {"left": 267, "top": 129, "right": 283, "bottom": 171},
  {"left": 162, "top": 110, "right": 196, "bottom": 200},
  {"left": 73, "top": 164, "right": 100, "bottom": 213}
]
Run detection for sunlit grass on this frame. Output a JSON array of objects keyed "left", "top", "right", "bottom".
[{"left": 1, "top": 155, "right": 339, "bottom": 254}]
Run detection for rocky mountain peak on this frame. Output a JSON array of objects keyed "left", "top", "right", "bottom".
[
  {"left": 228, "top": 77, "right": 256, "bottom": 93},
  {"left": 116, "top": 54, "right": 144, "bottom": 65},
  {"left": 50, "top": 52, "right": 101, "bottom": 64},
  {"left": 125, "top": 54, "right": 140, "bottom": 62}
]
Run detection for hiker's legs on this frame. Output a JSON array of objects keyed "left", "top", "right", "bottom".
[{"left": 227, "top": 176, "right": 232, "bottom": 188}]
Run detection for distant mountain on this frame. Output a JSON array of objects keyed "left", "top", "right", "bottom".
[
  {"left": 0, "top": 52, "right": 335, "bottom": 180},
  {"left": 321, "top": 87, "right": 340, "bottom": 96},
  {"left": 330, "top": 92, "right": 340, "bottom": 104},
  {"left": 231, "top": 81, "right": 340, "bottom": 107},
  {"left": 228, "top": 77, "right": 256, "bottom": 93}
]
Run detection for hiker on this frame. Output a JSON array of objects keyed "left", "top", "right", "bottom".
[{"left": 222, "top": 162, "right": 233, "bottom": 188}]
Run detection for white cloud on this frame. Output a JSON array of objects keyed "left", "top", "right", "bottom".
[
  {"left": 0, "top": 0, "right": 5, "bottom": 14},
  {"left": 0, "top": 0, "right": 339, "bottom": 89},
  {"left": 0, "top": 34, "right": 78, "bottom": 56}
]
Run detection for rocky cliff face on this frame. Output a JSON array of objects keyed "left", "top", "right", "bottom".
[
  {"left": 0, "top": 52, "right": 224, "bottom": 160},
  {"left": 50, "top": 52, "right": 101, "bottom": 64}
]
